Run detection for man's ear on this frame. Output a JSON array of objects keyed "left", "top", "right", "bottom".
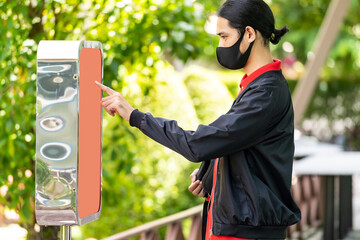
[{"left": 244, "top": 26, "right": 256, "bottom": 42}]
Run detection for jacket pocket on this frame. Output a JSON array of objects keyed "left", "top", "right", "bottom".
[
  {"left": 256, "top": 179, "right": 300, "bottom": 226},
  {"left": 214, "top": 175, "right": 254, "bottom": 225}
]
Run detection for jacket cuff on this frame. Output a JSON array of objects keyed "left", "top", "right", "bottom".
[{"left": 129, "top": 109, "right": 145, "bottom": 128}]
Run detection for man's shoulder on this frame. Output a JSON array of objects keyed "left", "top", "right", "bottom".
[
  {"left": 250, "top": 70, "right": 286, "bottom": 87},
  {"left": 233, "top": 71, "right": 291, "bottom": 110}
]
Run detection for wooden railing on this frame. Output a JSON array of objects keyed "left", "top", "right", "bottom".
[
  {"left": 103, "top": 175, "right": 323, "bottom": 240},
  {"left": 287, "top": 175, "right": 323, "bottom": 239},
  {"left": 102, "top": 205, "right": 203, "bottom": 240}
]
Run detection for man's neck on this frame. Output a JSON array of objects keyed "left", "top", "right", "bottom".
[{"left": 243, "top": 46, "right": 273, "bottom": 76}]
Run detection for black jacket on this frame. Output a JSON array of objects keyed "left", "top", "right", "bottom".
[{"left": 130, "top": 69, "right": 301, "bottom": 239}]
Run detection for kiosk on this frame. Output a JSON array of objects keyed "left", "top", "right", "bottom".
[{"left": 36, "top": 40, "right": 103, "bottom": 239}]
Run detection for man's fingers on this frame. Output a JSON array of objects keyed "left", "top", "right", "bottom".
[
  {"left": 103, "top": 106, "right": 115, "bottom": 116},
  {"left": 198, "top": 190, "right": 204, "bottom": 198},
  {"left": 192, "top": 184, "right": 203, "bottom": 196},
  {"left": 101, "top": 95, "right": 121, "bottom": 108},
  {"left": 190, "top": 169, "right": 199, "bottom": 182},
  {"left": 188, "top": 180, "right": 201, "bottom": 192},
  {"left": 102, "top": 95, "right": 118, "bottom": 102},
  {"left": 101, "top": 98, "right": 115, "bottom": 108},
  {"left": 99, "top": 98, "right": 116, "bottom": 117},
  {"left": 107, "top": 103, "right": 120, "bottom": 116},
  {"left": 95, "top": 81, "right": 117, "bottom": 95},
  {"left": 188, "top": 181, "right": 199, "bottom": 192},
  {"left": 188, "top": 173, "right": 204, "bottom": 197},
  {"left": 94, "top": 81, "right": 109, "bottom": 92}
]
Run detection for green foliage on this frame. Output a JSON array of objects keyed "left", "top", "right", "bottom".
[
  {"left": 0, "top": 2, "right": 38, "bottom": 236},
  {"left": 183, "top": 66, "right": 234, "bottom": 124},
  {"left": 1, "top": 0, "right": 219, "bottom": 239},
  {"left": 270, "top": 0, "right": 360, "bottom": 80}
]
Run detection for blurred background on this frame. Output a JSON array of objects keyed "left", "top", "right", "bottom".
[{"left": 0, "top": 0, "right": 360, "bottom": 239}]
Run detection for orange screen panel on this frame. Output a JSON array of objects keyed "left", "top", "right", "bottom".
[{"left": 79, "top": 48, "right": 102, "bottom": 219}]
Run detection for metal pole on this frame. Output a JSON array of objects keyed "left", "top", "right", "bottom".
[{"left": 60, "top": 225, "right": 71, "bottom": 240}]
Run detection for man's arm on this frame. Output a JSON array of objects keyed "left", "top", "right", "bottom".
[
  {"left": 95, "top": 81, "right": 280, "bottom": 163},
  {"left": 130, "top": 86, "right": 275, "bottom": 162}
]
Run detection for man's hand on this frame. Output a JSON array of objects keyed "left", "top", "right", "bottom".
[
  {"left": 95, "top": 81, "right": 134, "bottom": 121},
  {"left": 188, "top": 169, "right": 204, "bottom": 197}
]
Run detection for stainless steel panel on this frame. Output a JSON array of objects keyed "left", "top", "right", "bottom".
[{"left": 36, "top": 60, "right": 79, "bottom": 225}]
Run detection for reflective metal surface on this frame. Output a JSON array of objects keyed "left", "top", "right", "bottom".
[
  {"left": 60, "top": 225, "right": 71, "bottom": 240},
  {"left": 36, "top": 40, "right": 103, "bottom": 226}
]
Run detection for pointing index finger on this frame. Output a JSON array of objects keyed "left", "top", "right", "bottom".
[{"left": 95, "top": 81, "right": 117, "bottom": 95}]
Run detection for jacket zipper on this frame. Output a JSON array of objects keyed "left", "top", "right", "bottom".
[{"left": 209, "top": 158, "right": 219, "bottom": 239}]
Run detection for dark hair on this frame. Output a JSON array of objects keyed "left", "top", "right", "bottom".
[{"left": 218, "top": 0, "right": 289, "bottom": 45}]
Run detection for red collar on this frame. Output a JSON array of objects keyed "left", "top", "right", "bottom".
[{"left": 239, "top": 59, "right": 281, "bottom": 93}]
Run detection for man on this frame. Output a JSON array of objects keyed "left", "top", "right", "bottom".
[{"left": 95, "top": 0, "right": 301, "bottom": 239}]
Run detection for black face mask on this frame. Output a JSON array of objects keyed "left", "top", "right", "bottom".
[{"left": 216, "top": 33, "right": 255, "bottom": 70}]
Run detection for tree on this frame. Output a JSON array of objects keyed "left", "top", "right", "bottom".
[{"left": 0, "top": 0, "right": 220, "bottom": 239}]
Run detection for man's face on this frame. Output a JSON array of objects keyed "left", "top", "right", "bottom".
[{"left": 216, "top": 17, "right": 241, "bottom": 48}]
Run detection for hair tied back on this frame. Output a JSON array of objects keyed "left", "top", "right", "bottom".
[{"left": 270, "top": 25, "right": 289, "bottom": 45}]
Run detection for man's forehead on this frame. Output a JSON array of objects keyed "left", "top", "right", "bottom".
[{"left": 216, "top": 17, "right": 235, "bottom": 34}]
